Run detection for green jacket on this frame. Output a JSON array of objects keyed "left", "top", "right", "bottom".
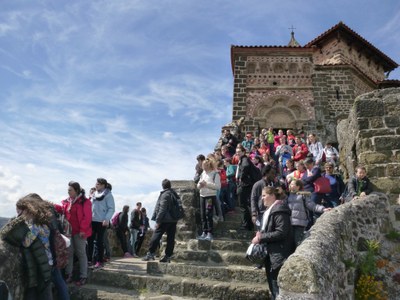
[{"left": 0, "top": 217, "right": 51, "bottom": 289}]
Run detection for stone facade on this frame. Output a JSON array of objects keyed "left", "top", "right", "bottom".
[{"left": 230, "top": 22, "right": 398, "bottom": 143}]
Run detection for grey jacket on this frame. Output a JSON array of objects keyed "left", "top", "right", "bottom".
[{"left": 285, "top": 192, "right": 325, "bottom": 227}]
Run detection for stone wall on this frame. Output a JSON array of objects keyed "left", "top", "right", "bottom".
[
  {"left": 277, "top": 194, "right": 394, "bottom": 299},
  {"left": 337, "top": 87, "right": 400, "bottom": 206}
]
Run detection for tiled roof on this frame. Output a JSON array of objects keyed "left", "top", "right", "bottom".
[{"left": 305, "top": 22, "right": 398, "bottom": 71}]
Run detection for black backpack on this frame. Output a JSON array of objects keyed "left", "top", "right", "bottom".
[
  {"left": 169, "top": 191, "right": 185, "bottom": 220},
  {"left": 248, "top": 161, "right": 262, "bottom": 184}
]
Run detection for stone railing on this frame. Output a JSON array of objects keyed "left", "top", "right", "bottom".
[{"left": 277, "top": 193, "right": 392, "bottom": 299}]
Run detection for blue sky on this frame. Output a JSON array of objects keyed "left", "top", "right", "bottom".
[{"left": 1, "top": 0, "right": 399, "bottom": 218}]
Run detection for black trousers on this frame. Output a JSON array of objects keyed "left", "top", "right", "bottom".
[
  {"left": 148, "top": 222, "right": 177, "bottom": 257},
  {"left": 265, "top": 255, "right": 281, "bottom": 300},
  {"left": 116, "top": 228, "right": 128, "bottom": 253},
  {"left": 237, "top": 184, "right": 252, "bottom": 229},
  {"left": 87, "top": 221, "right": 106, "bottom": 263},
  {"left": 200, "top": 195, "right": 215, "bottom": 233}
]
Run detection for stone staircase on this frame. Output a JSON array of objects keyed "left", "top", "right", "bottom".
[{"left": 69, "top": 211, "right": 270, "bottom": 300}]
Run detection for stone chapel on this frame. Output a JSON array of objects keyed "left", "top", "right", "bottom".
[{"left": 230, "top": 22, "right": 399, "bottom": 142}]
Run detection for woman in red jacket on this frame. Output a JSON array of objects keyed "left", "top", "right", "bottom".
[
  {"left": 54, "top": 181, "right": 92, "bottom": 286},
  {"left": 292, "top": 136, "right": 309, "bottom": 162}
]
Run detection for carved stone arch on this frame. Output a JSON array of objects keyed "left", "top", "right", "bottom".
[
  {"left": 252, "top": 96, "right": 311, "bottom": 130},
  {"left": 256, "top": 106, "right": 298, "bottom": 129}
]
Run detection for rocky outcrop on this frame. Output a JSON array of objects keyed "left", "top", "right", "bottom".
[{"left": 0, "top": 236, "right": 24, "bottom": 299}]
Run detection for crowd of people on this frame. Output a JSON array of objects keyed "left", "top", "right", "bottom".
[
  {"left": 0, "top": 177, "right": 162, "bottom": 300},
  {"left": 0, "top": 127, "right": 374, "bottom": 300},
  {"left": 195, "top": 127, "right": 373, "bottom": 299}
]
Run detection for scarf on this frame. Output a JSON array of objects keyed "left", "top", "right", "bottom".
[
  {"left": 93, "top": 189, "right": 109, "bottom": 201},
  {"left": 261, "top": 200, "right": 282, "bottom": 231}
]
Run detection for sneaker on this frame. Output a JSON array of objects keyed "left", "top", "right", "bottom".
[
  {"left": 142, "top": 252, "right": 155, "bottom": 261},
  {"left": 124, "top": 252, "right": 133, "bottom": 258},
  {"left": 132, "top": 253, "right": 139, "bottom": 258},
  {"left": 159, "top": 255, "right": 171, "bottom": 263},
  {"left": 204, "top": 233, "right": 213, "bottom": 241},
  {"left": 93, "top": 262, "right": 103, "bottom": 269},
  {"left": 65, "top": 274, "right": 73, "bottom": 284},
  {"left": 197, "top": 232, "right": 207, "bottom": 240},
  {"left": 75, "top": 277, "right": 87, "bottom": 286}
]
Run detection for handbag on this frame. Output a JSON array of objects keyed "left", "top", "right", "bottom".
[
  {"left": 314, "top": 176, "right": 332, "bottom": 194},
  {"left": 245, "top": 243, "right": 267, "bottom": 264}
]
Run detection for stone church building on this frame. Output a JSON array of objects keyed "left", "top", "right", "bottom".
[{"left": 230, "top": 22, "right": 399, "bottom": 143}]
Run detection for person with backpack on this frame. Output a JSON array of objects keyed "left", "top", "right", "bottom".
[
  {"left": 129, "top": 202, "right": 142, "bottom": 257},
  {"left": 112, "top": 205, "right": 131, "bottom": 258},
  {"left": 54, "top": 181, "right": 92, "bottom": 286},
  {"left": 286, "top": 180, "right": 330, "bottom": 248},
  {"left": 250, "top": 164, "right": 282, "bottom": 230},
  {"left": 1, "top": 194, "right": 54, "bottom": 300},
  {"left": 196, "top": 158, "right": 221, "bottom": 241},
  {"left": 236, "top": 144, "right": 260, "bottom": 231},
  {"left": 142, "top": 179, "right": 181, "bottom": 263}
]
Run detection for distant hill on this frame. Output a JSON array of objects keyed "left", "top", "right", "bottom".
[{"left": 0, "top": 217, "right": 10, "bottom": 228}]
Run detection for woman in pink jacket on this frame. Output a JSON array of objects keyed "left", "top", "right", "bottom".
[{"left": 54, "top": 181, "right": 92, "bottom": 286}]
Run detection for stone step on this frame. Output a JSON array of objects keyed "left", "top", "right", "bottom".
[
  {"left": 69, "top": 283, "right": 200, "bottom": 300},
  {"left": 186, "top": 238, "right": 251, "bottom": 253},
  {"left": 88, "top": 264, "right": 268, "bottom": 300},
  {"left": 147, "top": 261, "right": 266, "bottom": 285},
  {"left": 70, "top": 283, "right": 140, "bottom": 300},
  {"left": 173, "top": 249, "right": 254, "bottom": 267},
  {"left": 213, "top": 228, "right": 255, "bottom": 240}
]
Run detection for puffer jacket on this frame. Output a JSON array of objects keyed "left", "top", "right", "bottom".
[
  {"left": 285, "top": 192, "right": 325, "bottom": 227},
  {"left": 152, "top": 188, "right": 179, "bottom": 224},
  {"left": 259, "top": 202, "right": 294, "bottom": 270},
  {"left": 0, "top": 217, "right": 51, "bottom": 289}
]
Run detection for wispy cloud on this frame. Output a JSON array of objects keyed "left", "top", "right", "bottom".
[{"left": 0, "top": 0, "right": 399, "bottom": 219}]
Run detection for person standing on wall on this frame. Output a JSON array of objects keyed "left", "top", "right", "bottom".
[
  {"left": 129, "top": 202, "right": 142, "bottom": 257},
  {"left": 142, "top": 179, "right": 180, "bottom": 263},
  {"left": 87, "top": 178, "right": 115, "bottom": 269},
  {"left": 135, "top": 207, "right": 150, "bottom": 256}
]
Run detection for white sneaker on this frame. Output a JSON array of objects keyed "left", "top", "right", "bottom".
[
  {"left": 197, "top": 232, "right": 207, "bottom": 240},
  {"left": 205, "top": 233, "right": 213, "bottom": 241}
]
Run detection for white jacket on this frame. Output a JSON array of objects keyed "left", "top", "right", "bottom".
[{"left": 197, "top": 170, "right": 221, "bottom": 197}]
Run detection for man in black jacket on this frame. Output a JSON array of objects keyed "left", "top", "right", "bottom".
[
  {"left": 236, "top": 144, "right": 255, "bottom": 231},
  {"left": 143, "top": 179, "right": 179, "bottom": 263}
]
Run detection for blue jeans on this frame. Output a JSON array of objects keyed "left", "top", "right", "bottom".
[{"left": 52, "top": 267, "right": 70, "bottom": 300}]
